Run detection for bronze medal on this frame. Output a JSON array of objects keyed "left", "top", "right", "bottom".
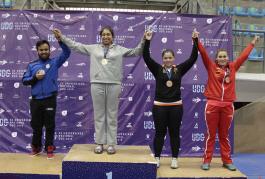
[
  {"left": 166, "top": 80, "right": 173, "bottom": 87},
  {"left": 225, "top": 76, "right": 230, "bottom": 83}
]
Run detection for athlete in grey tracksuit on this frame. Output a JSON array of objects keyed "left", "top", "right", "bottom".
[{"left": 54, "top": 26, "right": 145, "bottom": 153}]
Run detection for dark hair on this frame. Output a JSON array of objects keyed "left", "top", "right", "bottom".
[
  {"left": 99, "top": 26, "right": 114, "bottom": 37},
  {"left": 216, "top": 48, "right": 227, "bottom": 58},
  {"left": 162, "top": 49, "right": 175, "bottom": 58},
  {"left": 36, "top": 40, "right": 50, "bottom": 50}
]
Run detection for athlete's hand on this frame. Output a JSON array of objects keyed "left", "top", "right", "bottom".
[
  {"left": 36, "top": 69, "right": 45, "bottom": 80},
  {"left": 144, "top": 30, "right": 153, "bottom": 40},
  {"left": 52, "top": 28, "right": 62, "bottom": 41},
  {"left": 192, "top": 28, "right": 199, "bottom": 39},
  {"left": 251, "top": 35, "right": 259, "bottom": 45}
]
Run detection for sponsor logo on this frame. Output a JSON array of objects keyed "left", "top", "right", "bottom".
[
  {"left": 144, "top": 111, "right": 152, "bottom": 117},
  {"left": 192, "top": 145, "right": 201, "bottom": 152},
  {"left": 2, "top": 13, "right": 11, "bottom": 18},
  {"left": 65, "top": 14, "right": 71, "bottom": 20},
  {"left": 192, "top": 133, "right": 205, "bottom": 141},
  {"left": 125, "top": 112, "right": 134, "bottom": 117},
  {"left": 14, "top": 82, "right": 20, "bottom": 88},
  {"left": 145, "top": 16, "right": 154, "bottom": 21},
  {"left": 192, "top": 97, "right": 201, "bottom": 103},
  {"left": 61, "top": 110, "right": 68, "bottom": 116},
  {"left": 113, "top": 15, "right": 119, "bottom": 21},
  {"left": 207, "top": 18, "right": 213, "bottom": 24},
  {"left": 144, "top": 121, "right": 155, "bottom": 129}
]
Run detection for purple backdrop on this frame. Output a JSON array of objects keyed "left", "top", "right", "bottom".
[{"left": 0, "top": 10, "right": 232, "bottom": 156}]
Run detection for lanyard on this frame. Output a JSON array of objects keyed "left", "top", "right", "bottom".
[
  {"left": 166, "top": 69, "right": 172, "bottom": 79},
  {"left": 103, "top": 47, "right": 109, "bottom": 58}
]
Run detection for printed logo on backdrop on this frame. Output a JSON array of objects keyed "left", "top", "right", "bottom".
[
  {"left": 144, "top": 121, "right": 155, "bottom": 130},
  {"left": 192, "top": 84, "right": 205, "bottom": 94},
  {"left": 144, "top": 72, "right": 155, "bottom": 81},
  {"left": 194, "top": 112, "right": 199, "bottom": 119},
  {"left": 0, "top": 11, "right": 232, "bottom": 155}
]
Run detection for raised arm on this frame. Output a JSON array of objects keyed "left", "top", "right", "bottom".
[
  {"left": 197, "top": 37, "right": 214, "bottom": 70},
  {"left": 233, "top": 35, "right": 259, "bottom": 71},
  {"left": 121, "top": 32, "right": 146, "bottom": 57},
  {"left": 55, "top": 41, "right": 71, "bottom": 68},
  {"left": 178, "top": 29, "right": 199, "bottom": 76},
  {"left": 52, "top": 28, "right": 93, "bottom": 55},
  {"left": 143, "top": 31, "right": 160, "bottom": 77}
]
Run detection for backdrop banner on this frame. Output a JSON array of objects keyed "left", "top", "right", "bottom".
[{"left": 0, "top": 10, "right": 232, "bottom": 156}]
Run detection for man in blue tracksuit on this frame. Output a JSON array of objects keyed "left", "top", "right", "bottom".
[{"left": 22, "top": 36, "right": 70, "bottom": 159}]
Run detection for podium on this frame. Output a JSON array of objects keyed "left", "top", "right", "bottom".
[
  {"left": 0, "top": 153, "right": 64, "bottom": 179},
  {"left": 62, "top": 144, "right": 157, "bottom": 179},
  {"left": 157, "top": 157, "right": 247, "bottom": 179}
]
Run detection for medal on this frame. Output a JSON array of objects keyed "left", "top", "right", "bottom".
[
  {"left": 225, "top": 76, "right": 230, "bottom": 83},
  {"left": 164, "top": 67, "right": 173, "bottom": 87},
  {"left": 166, "top": 80, "right": 173, "bottom": 87},
  {"left": 225, "top": 68, "right": 230, "bottom": 83},
  {"left": 102, "top": 47, "right": 109, "bottom": 65},
  {"left": 101, "top": 58, "right": 108, "bottom": 65}
]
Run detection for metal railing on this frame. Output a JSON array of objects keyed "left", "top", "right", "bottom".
[{"left": 232, "top": 29, "right": 265, "bottom": 73}]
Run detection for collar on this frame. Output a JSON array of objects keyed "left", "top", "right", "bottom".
[
  {"left": 100, "top": 43, "right": 116, "bottom": 49},
  {"left": 162, "top": 64, "right": 176, "bottom": 68},
  {"left": 215, "top": 60, "right": 230, "bottom": 69}
]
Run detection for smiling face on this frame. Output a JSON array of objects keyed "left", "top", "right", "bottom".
[
  {"left": 100, "top": 28, "right": 113, "bottom": 46},
  {"left": 216, "top": 50, "right": 229, "bottom": 67},
  {"left": 37, "top": 43, "right": 50, "bottom": 60},
  {"left": 162, "top": 51, "right": 175, "bottom": 68}
]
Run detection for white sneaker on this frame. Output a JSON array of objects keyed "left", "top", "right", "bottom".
[
  {"left": 155, "top": 157, "right": 160, "bottom": 168},
  {"left": 171, "top": 158, "right": 178, "bottom": 169}
]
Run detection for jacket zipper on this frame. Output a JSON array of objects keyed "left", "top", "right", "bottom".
[{"left": 221, "top": 71, "right": 226, "bottom": 101}]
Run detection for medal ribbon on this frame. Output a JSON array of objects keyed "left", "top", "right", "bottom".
[
  {"left": 166, "top": 69, "right": 172, "bottom": 80},
  {"left": 103, "top": 47, "right": 109, "bottom": 58}
]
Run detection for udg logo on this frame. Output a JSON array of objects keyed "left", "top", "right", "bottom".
[
  {"left": 144, "top": 25, "right": 157, "bottom": 32},
  {"left": 0, "top": 118, "right": 8, "bottom": 126},
  {"left": 0, "top": 69, "right": 11, "bottom": 77},
  {"left": 144, "top": 121, "right": 155, "bottom": 129},
  {"left": 192, "top": 85, "right": 205, "bottom": 93},
  {"left": 1, "top": 22, "right": 13, "bottom": 30},
  {"left": 48, "top": 34, "right": 57, "bottom": 42},
  {"left": 192, "top": 133, "right": 205, "bottom": 141},
  {"left": 144, "top": 72, "right": 155, "bottom": 81}
]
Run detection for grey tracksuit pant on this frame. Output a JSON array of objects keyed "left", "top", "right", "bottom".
[{"left": 91, "top": 83, "right": 121, "bottom": 145}]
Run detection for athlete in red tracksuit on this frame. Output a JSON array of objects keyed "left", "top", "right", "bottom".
[{"left": 198, "top": 35, "right": 259, "bottom": 171}]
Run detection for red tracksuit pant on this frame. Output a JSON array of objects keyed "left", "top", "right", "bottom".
[{"left": 203, "top": 102, "right": 234, "bottom": 164}]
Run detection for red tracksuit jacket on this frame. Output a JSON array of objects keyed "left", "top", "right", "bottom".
[{"left": 198, "top": 41, "right": 254, "bottom": 102}]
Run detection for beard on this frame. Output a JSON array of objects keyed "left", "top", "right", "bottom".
[{"left": 38, "top": 53, "right": 50, "bottom": 60}]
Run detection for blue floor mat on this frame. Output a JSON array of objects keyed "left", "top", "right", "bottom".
[{"left": 233, "top": 153, "right": 265, "bottom": 178}]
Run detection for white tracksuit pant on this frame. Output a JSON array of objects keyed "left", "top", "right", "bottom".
[{"left": 91, "top": 83, "right": 121, "bottom": 145}]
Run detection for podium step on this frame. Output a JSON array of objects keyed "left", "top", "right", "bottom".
[
  {"left": 157, "top": 157, "right": 247, "bottom": 179},
  {"left": 62, "top": 144, "right": 157, "bottom": 179},
  {"left": 0, "top": 153, "right": 64, "bottom": 179}
]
